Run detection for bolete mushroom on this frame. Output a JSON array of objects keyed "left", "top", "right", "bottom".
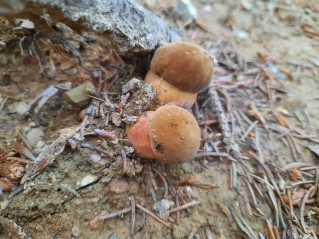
[
  {"left": 126, "top": 105, "right": 201, "bottom": 164},
  {"left": 145, "top": 42, "right": 214, "bottom": 109}
]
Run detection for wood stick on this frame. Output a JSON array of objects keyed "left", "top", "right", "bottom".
[
  {"left": 300, "top": 186, "right": 315, "bottom": 232},
  {"left": 136, "top": 204, "right": 170, "bottom": 228},
  {"left": 99, "top": 207, "right": 131, "bottom": 220},
  {"left": 153, "top": 168, "right": 168, "bottom": 199},
  {"left": 129, "top": 196, "right": 136, "bottom": 234},
  {"left": 167, "top": 201, "right": 200, "bottom": 214}
]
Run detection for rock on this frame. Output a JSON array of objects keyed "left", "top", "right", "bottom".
[
  {"left": 76, "top": 174, "right": 99, "bottom": 189},
  {"left": 88, "top": 154, "right": 101, "bottom": 164},
  {"left": 108, "top": 232, "right": 118, "bottom": 239},
  {"left": 65, "top": 82, "right": 96, "bottom": 104},
  {"left": 12, "top": 101, "right": 30, "bottom": 115},
  {"left": 153, "top": 199, "right": 174, "bottom": 217},
  {"left": 36, "top": 0, "right": 180, "bottom": 54},
  {"left": 26, "top": 128, "right": 44, "bottom": 147},
  {"left": 108, "top": 178, "right": 130, "bottom": 194},
  {"left": 71, "top": 226, "right": 81, "bottom": 237}
]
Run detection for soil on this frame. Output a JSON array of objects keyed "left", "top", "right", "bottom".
[{"left": 1, "top": 0, "right": 319, "bottom": 239}]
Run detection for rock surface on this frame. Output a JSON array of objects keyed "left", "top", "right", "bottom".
[{"left": 34, "top": 0, "right": 180, "bottom": 54}]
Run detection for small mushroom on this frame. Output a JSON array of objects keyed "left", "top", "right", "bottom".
[
  {"left": 126, "top": 105, "right": 201, "bottom": 164},
  {"left": 145, "top": 42, "right": 214, "bottom": 109}
]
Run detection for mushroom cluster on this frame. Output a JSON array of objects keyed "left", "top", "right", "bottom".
[{"left": 126, "top": 42, "right": 214, "bottom": 164}]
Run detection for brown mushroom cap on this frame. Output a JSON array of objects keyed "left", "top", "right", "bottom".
[
  {"left": 150, "top": 42, "right": 214, "bottom": 93},
  {"left": 149, "top": 105, "right": 200, "bottom": 164}
]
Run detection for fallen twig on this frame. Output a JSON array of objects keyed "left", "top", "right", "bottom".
[
  {"left": 99, "top": 207, "right": 131, "bottom": 220},
  {"left": 153, "top": 168, "right": 168, "bottom": 199},
  {"left": 265, "top": 220, "right": 276, "bottom": 239},
  {"left": 167, "top": 201, "right": 200, "bottom": 214},
  {"left": 6, "top": 157, "right": 34, "bottom": 165},
  {"left": 195, "top": 151, "right": 230, "bottom": 158},
  {"left": 229, "top": 207, "right": 258, "bottom": 239},
  {"left": 136, "top": 203, "right": 171, "bottom": 228},
  {"left": 300, "top": 186, "right": 315, "bottom": 233},
  {"left": 272, "top": 226, "right": 280, "bottom": 239},
  {"left": 247, "top": 103, "right": 266, "bottom": 128},
  {"left": 121, "top": 148, "right": 128, "bottom": 175},
  {"left": 241, "top": 120, "right": 258, "bottom": 141},
  {"left": 173, "top": 181, "right": 218, "bottom": 189},
  {"left": 129, "top": 196, "right": 136, "bottom": 234},
  {"left": 209, "top": 87, "right": 241, "bottom": 188},
  {"left": 20, "top": 125, "right": 80, "bottom": 184},
  {"left": 11, "top": 142, "right": 35, "bottom": 161},
  {"left": 249, "top": 174, "right": 275, "bottom": 190}
]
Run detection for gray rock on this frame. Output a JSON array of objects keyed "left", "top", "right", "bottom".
[
  {"left": 35, "top": 0, "right": 180, "bottom": 54},
  {"left": 26, "top": 128, "right": 45, "bottom": 147},
  {"left": 76, "top": 174, "right": 99, "bottom": 189}
]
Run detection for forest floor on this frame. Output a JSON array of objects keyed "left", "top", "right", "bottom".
[{"left": 0, "top": 0, "right": 319, "bottom": 238}]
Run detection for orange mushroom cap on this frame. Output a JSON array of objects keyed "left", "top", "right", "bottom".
[{"left": 126, "top": 105, "right": 201, "bottom": 164}]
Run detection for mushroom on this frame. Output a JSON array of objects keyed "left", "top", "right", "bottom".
[
  {"left": 126, "top": 105, "right": 201, "bottom": 164},
  {"left": 145, "top": 42, "right": 214, "bottom": 109}
]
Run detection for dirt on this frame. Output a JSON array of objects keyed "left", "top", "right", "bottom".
[{"left": 1, "top": 0, "right": 319, "bottom": 238}]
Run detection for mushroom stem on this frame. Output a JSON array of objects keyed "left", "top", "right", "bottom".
[{"left": 145, "top": 71, "right": 197, "bottom": 110}]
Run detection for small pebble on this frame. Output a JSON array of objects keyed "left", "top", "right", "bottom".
[
  {"left": 13, "top": 101, "right": 30, "bottom": 115},
  {"left": 65, "top": 68, "right": 78, "bottom": 76},
  {"left": 76, "top": 174, "right": 99, "bottom": 189},
  {"left": 153, "top": 199, "right": 174, "bottom": 214},
  {"left": 2, "top": 123, "right": 16, "bottom": 131},
  {"left": 108, "top": 232, "right": 118, "bottom": 239},
  {"left": 65, "top": 82, "right": 96, "bottom": 104},
  {"left": 26, "top": 128, "right": 44, "bottom": 147},
  {"left": 71, "top": 226, "right": 81, "bottom": 237},
  {"left": 88, "top": 154, "right": 101, "bottom": 164}
]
